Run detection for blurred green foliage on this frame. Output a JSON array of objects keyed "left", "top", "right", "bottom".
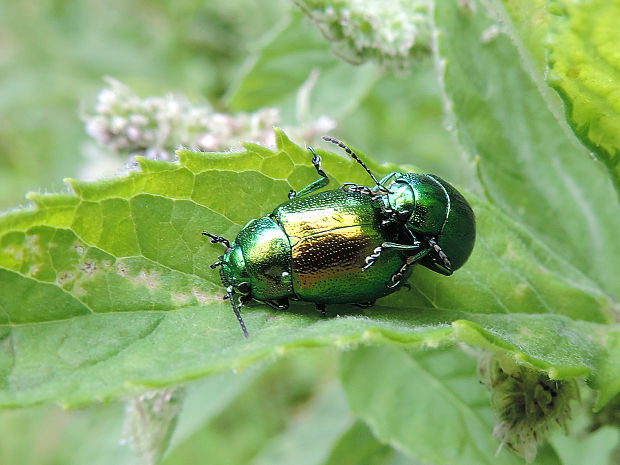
[
  {"left": 0, "top": 0, "right": 458, "bottom": 210},
  {"left": 0, "top": 0, "right": 287, "bottom": 209}
]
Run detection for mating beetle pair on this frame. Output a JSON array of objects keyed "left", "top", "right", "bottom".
[{"left": 204, "top": 137, "right": 476, "bottom": 338}]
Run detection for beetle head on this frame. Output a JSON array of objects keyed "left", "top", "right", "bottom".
[
  {"left": 220, "top": 243, "right": 251, "bottom": 293},
  {"left": 386, "top": 173, "right": 475, "bottom": 275}
]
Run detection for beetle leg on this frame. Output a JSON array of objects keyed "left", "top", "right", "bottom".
[
  {"left": 342, "top": 183, "right": 373, "bottom": 196},
  {"left": 264, "top": 298, "right": 290, "bottom": 311},
  {"left": 363, "top": 245, "right": 384, "bottom": 270},
  {"left": 289, "top": 177, "right": 329, "bottom": 199},
  {"left": 288, "top": 147, "right": 330, "bottom": 199},
  {"left": 310, "top": 147, "right": 328, "bottom": 178},
  {"left": 363, "top": 241, "right": 422, "bottom": 270},
  {"left": 377, "top": 171, "right": 400, "bottom": 188},
  {"left": 386, "top": 248, "right": 432, "bottom": 289},
  {"left": 316, "top": 303, "right": 326, "bottom": 318},
  {"left": 353, "top": 301, "right": 375, "bottom": 309},
  {"left": 382, "top": 241, "right": 422, "bottom": 250},
  {"left": 210, "top": 255, "right": 224, "bottom": 269},
  {"left": 239, "top": 293, "right": 252, "bottom": 307}
]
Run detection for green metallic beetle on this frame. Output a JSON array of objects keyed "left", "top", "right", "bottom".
[{"left": 204, "top": 137, "right": 475, "bottom": 337}]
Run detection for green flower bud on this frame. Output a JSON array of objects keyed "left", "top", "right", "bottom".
[{"left": 478, "top": 352, "right": 579, "bottom": 462}]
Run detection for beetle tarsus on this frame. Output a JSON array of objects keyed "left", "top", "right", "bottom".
[
  {"left": 341, "top": 182, "right": 386, "bottom": 202},
  {"left": 363, "top": 246, "right": 384, "bottom": 270},
  {"left": 342, "top": 182, "right": 372, "bottom": 196},
  {"left": 387, "top": 253, "right": 424, "bottom": 289},
  {"left": 310, "top": 150, "right": 327, "bottom": 178},
  {"left": 366, "top": 241, "right": 423, "bottom": 271},
  {"left": 316, "top": 303, "right": 326, "bottom": 318},
  {"left": 288, "top": 148, "right": 330, "bottom": 199},
  {"left": 353, "top": 301, "right": 375, "bottom": 309}
]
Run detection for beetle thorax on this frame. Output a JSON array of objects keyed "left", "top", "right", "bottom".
[
  {"left": 388, "top": 174, "right": 449, "bottom": 236},
  {"left": 386, "top": 180, "right": 416, "bottom": 222}
]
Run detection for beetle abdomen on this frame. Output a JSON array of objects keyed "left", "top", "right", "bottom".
[{"left": 272, "top": 190, "right": 410, "bottom": 303}]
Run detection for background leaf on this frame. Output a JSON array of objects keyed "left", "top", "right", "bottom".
[
  {"left": 433, "top": 0, "right": 620, "bottom": 302},
  {"left": 494, "top": 0, "right": 620, "bottom": 197},
  {"left": 228, "top": 14, "right": 379, "bottom": 123},
  {"left": 0, "top": 0, "right": 288, "bottom": 210},
  {"left": 228, "top": 12, "right": 465, "bottom": 182},
  {"left": 340, "top": 345, "right": 564, "bottom": 465}
]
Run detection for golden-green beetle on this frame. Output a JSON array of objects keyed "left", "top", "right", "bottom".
[{"left": 204, "top": 137, "right": 475, "bottom": 337}]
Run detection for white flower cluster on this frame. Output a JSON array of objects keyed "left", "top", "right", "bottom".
[
  {"left": 85, "top": 78, "right": 282, "bottom": 161},
  {"left": 295, "top": 0, "right": 432, "bottom": 71}
]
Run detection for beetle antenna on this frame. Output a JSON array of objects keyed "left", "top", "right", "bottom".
[
  {"left": 428, "top": 237, "right": 452, "bottom": 270},
  {"left": 203, "top": 232, "right": 232, "bottom": 251},
  {"left": 218, "top": 270, "right": 250, "bottom": 338},
  {"left": 225, "top": 285, "right": 249, "bottom": 339},
  {"left": 322, "top": 136, "right": 386, "bottom": 191}
]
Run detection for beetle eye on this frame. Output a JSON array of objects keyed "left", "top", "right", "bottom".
[{"left": 237, "top": 282, "right": 251, "bottom": 294}]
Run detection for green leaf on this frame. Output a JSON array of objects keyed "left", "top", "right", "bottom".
[
  {"left": 433, "top": 1, "right": 620, "bottom": 301},
  {"left": 165, "top": 367, "right": 262, "bottom": 454},
  {"left": 0, "top": 128, "right": 618, "bottom": 409},
  {"left": 0, "top": 357, "right": 281, "bottom": 465},
  {"left": 323, "top": 421, "right": 414, "bottom": 465},
  {"left": 547, "top": 1, "right": 620, "bottom": 196},
  {"left": 550, "top": 416, "right": 620, "bottom": 465},
  {"left": 162, "top": 349, "right": 341, "bottom": 465},
  {"left": 248, "top": 381, "right": 353, "bottom": 465},
  {"left": 164, "top": 349, "right": 413, "bottom": 465},
  {"left": 0, "top": 402, "right": 132, "bottom": 465},
  {"left": 227, "top": 13, "right": 379, "bottom": 121},
  {"left": 494, "top": 0, "right": 551, "bottom": 72},
  {"left": 340, "top": 346, "right": 564, "bottom": 465},
  {"left": 493, "top": 0, "right": 620, "bottom": 199},
  {"left": 548, "top": 0, "right": 620, "bottom": 195}
]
